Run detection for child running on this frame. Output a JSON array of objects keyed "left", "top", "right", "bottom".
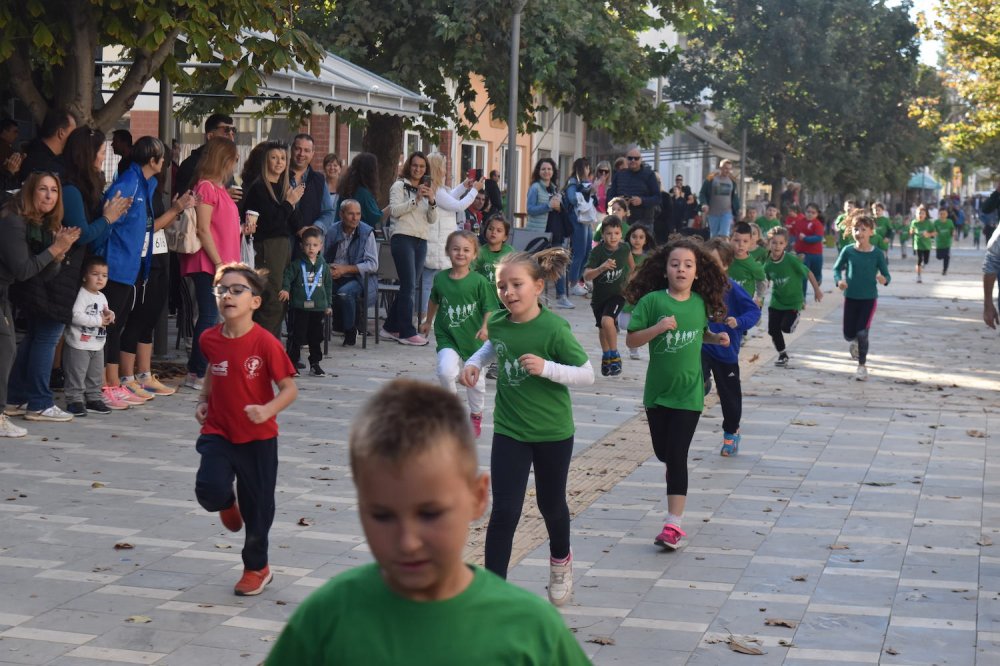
[
  {"left": 833, "top": 211, "right": 890, "bottom": 381},
  {"left": 624, "top": 238, "right": 732, "bottom": 550},
  {"left": 473, "top": 217, "right": 514, "bottom": 288},
  {"left": 894, "top": 211, "right": 909, "bottom": 259},
  {"left": 584, "top": 216, "right": 635, "bottom": 375},
  {"left": 265, "top": 380, "right": 589, "bottom": 665},
  {"left": 623, "top": 224, "right": 655, "bottom": 360},
  {"left": 748, "top": 221, "right": 768, "bottom": 263},
  {"left": 63, "top": 256, "right": 116, "bottom": 416},
  {"left": 460, "top": 248, "right": 594, "bottom": 605},
  {"left": 934, "top": 206, "right": 955, "bottom": 276},
  {"left": 754, "top": 203, "right": 783, "bottom": 239},
  {"left": 702, "top": 238, "right": 761, "bottom": 456},
  {"left": 909, "top": 204, "right": 935, "bottom": 283},
  {"left": 764, "top": 227, "right": 823, "bottom": 367},
  {"left": 194, "top": 264, "right": 298, "bottom": 596},
  {"left": 729, "top": 222, "right": 767, "bottom": 306},
  {"left": 279, "top": 227, "right": 333, "bottom": 377},
  {"left": 420, "top": 230, "right": 499, "bottom": 438}
]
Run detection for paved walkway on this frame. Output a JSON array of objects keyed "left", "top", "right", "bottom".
[{"left": 0, "top": 242, "right": 996, "bottom": 664}]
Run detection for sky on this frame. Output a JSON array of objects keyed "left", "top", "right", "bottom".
[{"left": 907, "top": 0, "right": 942, "bottom": 67}]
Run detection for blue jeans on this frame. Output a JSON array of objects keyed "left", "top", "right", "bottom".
[
  {"left": 187, "top": 272, "right": 219, "bottom": 377},
  {"left": 569, "top": 220, "right": 593, "bottom": 284},
  {"left": 800, "top": 252, "right": 823, "bottom": 298},
  {"left": 385, "top": 234, "right": 426, "bottom": 339},
  {"left": 707, "top": 212, "right": 734, "bottom": 238},
  {"left": 333, "top": 278, "right": 363, "bottom": 332},
  {"left": 7, "top": 315, "right": 65, "bottom": 411},
  {"left": 420, "top": 267, "right": 437, "bottom": 318}
]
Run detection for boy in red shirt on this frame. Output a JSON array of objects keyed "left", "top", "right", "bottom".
[
  {"left": 194, "top": 264, "right": 298, "bottom": 596},
  {"left": 790, "top": 203, "right": 825, "bottom": 300}
]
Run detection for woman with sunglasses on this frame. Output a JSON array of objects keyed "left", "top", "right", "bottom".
[{"left": 594, "top": 161, "right": 612, "bottom": 214}]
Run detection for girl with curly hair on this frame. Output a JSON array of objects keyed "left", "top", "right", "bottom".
[{"left": 624, "top": 237, "right": 731, "bottom": 551}]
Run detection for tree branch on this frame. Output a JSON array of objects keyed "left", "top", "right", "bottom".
[{"left": 3, "top": 49, "right": 49, "bottom": 125}]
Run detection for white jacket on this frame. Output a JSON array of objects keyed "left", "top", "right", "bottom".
[
  {"left": 425, "top": 184, "right": 477, "bottom": 270},
  {"left": 387, "top": 179, "right": 435, "bottom": 240},
  {"left": 64, "top": 288, "right": 110, "bottom": 352}
]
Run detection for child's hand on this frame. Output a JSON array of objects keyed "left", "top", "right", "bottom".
[
  {"left": 459, "top": 365, "right": 480, "bottom": 387},
  {"left": 717, "top": 332, "right": 731, "bottom": 347},
  {"left": 814, "top": 289, "right": 824, "bottom": 302},
  {"left": 657, "top": 315, "right": 677, "bottom": 333},
  {"left": 876, "top": 274, "right": 887, "bottom": 285},
  {"left": 278, "top": 290, "right": 290, "bottom": 302},
  {"left": 519, "top": 354, "right": 546, "bottom": 376},
  {"left": 725, "top": 316, "right": 738, "bottom": 329},
  {"left": 195, "top": 401, "right": 208, "bottom": 425},
  {"left": 418, "top": 320, "right": 430, "bottom": 336},
  {"left": 325, "top": 307, "right": 333, "bottom": 315},
  {"left": 476, "top": 325, "right": 489, "bottom": 341},
  {"left": 838, "top": 280, "right": 848, "bottom": 291},
  {"left": 244, "top": 404, "right": 272, "bottom": 424},
  {"left": 603, "top": 259, "right": 617, "bottom": 271}
]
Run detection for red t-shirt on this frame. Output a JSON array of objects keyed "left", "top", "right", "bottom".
[
  {"left": 200, "top": 323, "right": 296, "bottom": 444},
  {"left": 790, "top": 217, "right": 825, "bottom": 255}
]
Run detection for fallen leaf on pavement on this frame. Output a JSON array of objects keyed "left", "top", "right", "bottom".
[
  {"left": 214, "top": 543, "right": 231, "bottom": 549},
  {"left": 829, "top": 544, "right": 849, "bottom": 550},
  {"left": 125, "top": 615, "right": 151, "bottom": 624},
  {"left": 765, "top": 618, "right": 799, "bottom": 629},
  {"left": 91, "top": 481, "right": 106, "bottom": 488},
  {"left": 966, "top": 429, "right": 986, "bottom": 438},
  {"left": 885, "top": 647, "right": 899, "bottom": 655},
  {"left": 260, "top": 635, "right": 276, "bottom": 642},
  {"left": 791, "top": 419, "right": 817, "bottom": 426},
  {"left": 587, "top": 636, "right": 615, "bottom": 646},
  {"left": 778, "top": 639, "right": 795, "bottom": 647},
  {"left": 728, "top": 638, "right": 765, "bottom": 655},
  {"left": 791, "top": 575, "right": 808, "bottom": 582},
  {"left": 978, "top": 536, "right": 994, "bottom": 547},
  {"left": 863, "top": 481, "right": 895, "bottom": 487},
  {"left": 297, "top": 517, "right": 313, "bottom": 527},
  {"left": 113, "top": 542, "right": 134, "bottom": 550}
]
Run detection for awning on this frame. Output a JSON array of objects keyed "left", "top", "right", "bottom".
[
  {"left": 685, "top": 124, "right": 740, "bottom": 162},
  {"left": 907, "top": 173, "right": 941, "bottom": 190}
]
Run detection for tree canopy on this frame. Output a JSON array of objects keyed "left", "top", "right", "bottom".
[
  {"left": 0, "top": 0, "right": 323, "bottom": 132},
  {"left": 667, "top": 0, "right": 936, "bottom": 198}
]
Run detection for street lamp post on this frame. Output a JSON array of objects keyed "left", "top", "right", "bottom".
[{"left": 507, "top": 0, "right": 526, "bottom": 219}]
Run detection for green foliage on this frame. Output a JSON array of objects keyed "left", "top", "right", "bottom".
[
  {"left": 0, "top": 0, "right": 323, "bottom": 132},
  {"left": 668, "top": 0, "right": 935, "bottom": 195}
]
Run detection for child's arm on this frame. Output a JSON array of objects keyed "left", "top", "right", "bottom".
[
  {"left": 833, "top": 248, "right": 847, "bottom": 290},
  {"left": 244, "top": 376, "right": 298, "bottom": 425},
  {"left": 279, "top": 263, "right": 295, "bottom": 302},
  {"left": 418, "top": 301, "right": 438, "bottom": 336},
  {"left": 627, "top": 252, "right": 636, "bottom": 271},
  {"left": 704, "top": 329, "right": 731, "bottom": 347},
  {"left": 459, "top": 341, "right": 497, "bottom": 387},
  {"left": 523, "top": 356, "right": 595, "bottom": 386},
  {"left": 195, "top": 373, "right": 213, "bottom": 425},
  {"left": 323, "top": 263, "right": 333, "bottom": 311},
  {"left": 625, "top": 315, "right": 675, "bottom": 349},
  {"left": 72, "top": 300, "right": 104, "bottom": 329},
  {"left": 728, "top": 288, "right": 761, "bottom": 331},
  {"left": 754, "top": 279, "right": 767, "bottom": 306},
  {"left": 877, "top": 251, "right": 891, "bottom": 286},
  {"left": 476, "top": 310, "right": 491, "bottom": 342},
  {"left": 807, "top": 270, "right": 823, "bottom": 301}
]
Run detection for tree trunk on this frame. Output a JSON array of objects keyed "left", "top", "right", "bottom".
[
  {"left": 769, "top": 151, "right": 785, "bottom": 208},
  {"left": 362, "top": 113, "right": 404, "bottom": 205}
]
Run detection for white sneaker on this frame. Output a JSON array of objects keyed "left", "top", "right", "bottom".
[
  {"left": 183, "top": 373, "right": 204, "bottom": 391},
  {"left": 547, "top": 553, "right": 573, "bottom": 606},
  {"left": 555, "top": 296, "right": 575, "bottom": 309},
  {"left": 855, "top": 365, "right": 868, "bottom": 381},
  {"left": 570, "top": 283, "right": 588, "bottom": 296},
  {"left": 849, "top": 339, "right": 859, "bottom": 360},
  {"left": 0, "top": 414, "right": 27, "bottom": 437},
  {"left": 628, "top": 347, "right": 641, "bottom": 360},
  {"left": 4, "top": 403, "right": 26, "bottom": 417},
  {"left": 24, "top": 405, "right": 74, "bottom": 422}
]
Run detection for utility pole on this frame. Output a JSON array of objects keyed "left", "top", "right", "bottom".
[{"left": 507, "top": 0, "right": 526, "bottom": 220}]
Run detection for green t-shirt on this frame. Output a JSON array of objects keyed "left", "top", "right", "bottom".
[
  {"left": 894, "top": 216, "right": 909, "bottom": 240},
  {"left": 587, "top": 242, "right": 632, "bottom": 307},
  {"left": 910, "top": 219, "right": 935, "bottom": 250},
  {"left": 843, "top": 232, "right": 888, "bottom": 252},
  {"left": 728, "top": 256, "right": 766, "bottom": 299},
  {"left": 627, "top": 290, "right": 708, "bottom": 411},
  {"left": 833, "top": 244, "right": 891, "bottom": 300},
  {"left": 834, "top": 213, "right": 850, "bottom": 248},
  {"left": 750, "top": 245, "right": 768, "bottom": 264},
  {"left": 633, "top": 252, "right": 649, "bottom": 267},
  {"left": 934, "top": 219, "right": 955, "bottom": 249},
  {"left": 875, "top": 216, "right": 892, "bottom": 239},
  {"left": 472, "top": 243, "right": 514, "bottom": 287},
  {"left": 755, "top": 216, "right": 782, "bottom": 237},
  {"left": 488, "top": 307, "right": 589, "bottom": 442},
  {"left": 764, "top": 252, "right": 810, "bottom": 311},
  {"left": 265, "top": 563, "right": 590, "bottom": 666},
  {"left": 430, "top": 271, "right": 498, "bottom": 360}
]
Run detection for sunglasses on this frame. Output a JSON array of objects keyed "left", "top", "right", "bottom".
[
  {"left": 626, "top": 156, "right": 640, "bottom": 162},
  {"left": 213, "top": 125, "right": 238, "bottom": 136},
  {"left": 597, "top": 169, "right": 609, "bottom": 174},
  {"left": 214, "top": 284, "right": 255, "bottom": 297}
]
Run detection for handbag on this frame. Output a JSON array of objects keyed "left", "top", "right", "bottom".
[
  {"left": 164, "top": 207, "right": 201, "bottom": 254},
  {"left": 241, "top": 233, "right": 256, "bottom": 268}
]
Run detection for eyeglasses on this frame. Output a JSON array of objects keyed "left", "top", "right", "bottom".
[
  {"left": 675, "top": 177, "right": 683, "bottom": 182},
  {"left": 213, "top": 125, "right": 237, "bottom": 136},
  {"left": 626, "top": 156, "right": 641, "bottom": 162},
  {"left": 214, "top": 284, "right": 255, "bottom": 297}
]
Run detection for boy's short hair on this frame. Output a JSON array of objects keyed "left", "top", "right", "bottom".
[
  {"left": 766, "top": 203, "right": 778, "bottom": 211},
  {"left": 600, "top": 215, "right": 622, "bottom": 230},
  {"left": 732, "top": 222, "right": 753, "bottom": 236},
  {"left": 485, "top": 215, "right": 510, "bottom": 236},
  {"left": 705, "top": 236, "right": 735, "bottom": 267},
  {"left": 82, "top": 255, "right": 108, "bottom": 272},
  {"left": 768, "top": 226, "right": 789, "bottom": 240},
  {"left": 300, "top": 226, "right": 323, "bottom": 242},
  {"left": 350, "top": 379, "right": 478, "bottom": 480},
  {"left": 214, "top": 262, "right": 268, "bottom": 296}
]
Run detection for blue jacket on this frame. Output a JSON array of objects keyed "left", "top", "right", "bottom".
[
  {"left": 323, "top": 220, "right": 378, "bottom": 305},
  {"left": 93, "top": 163, "right": 156, "bottom": 285},
  {"left": 703, "top": 278, "right": 760, "bottom": 364}
]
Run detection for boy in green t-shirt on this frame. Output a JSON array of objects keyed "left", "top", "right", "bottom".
[
  {"left": 909, "top": 205, "right": 935, "bottom": 283},
  {"left": 893, "top": 213, "right": 909, "bottom": 259},
  {"left": 934, "top": 207, "right": 955, "bottom": 276},
  {"left": 266, "top": 380, "right": 590, "bottom": 666},
  {"left": 584, "top": 216, "right": 635, "bottom": 376},
  {"left": 729, "top": 222, "right": 767, "bottom": 306},
  {"left": 872, "top": 202, "right": 893, "bottom": 253},
  {"left": 764, "top": 227, "right": 822, "bottom": 367},
  {"left": 279, "top": 228, "right": 333, "bottom": 377},
  {"left": 754, "top": 204, "right": 783, "bottom": 238}
]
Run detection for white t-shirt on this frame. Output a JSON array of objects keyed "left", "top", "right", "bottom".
[{"left": 64, "top": 288, "right": 109, "bottom": 351}]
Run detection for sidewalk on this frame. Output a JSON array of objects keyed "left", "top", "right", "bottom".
[{"left": 0, "top": 243, "right": 995, "bottom": 665}]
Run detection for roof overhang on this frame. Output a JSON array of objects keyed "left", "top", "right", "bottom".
[{"left": 685, "top": 124, "right": 740, "bottom": 162}]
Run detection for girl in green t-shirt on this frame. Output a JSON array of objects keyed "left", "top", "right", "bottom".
[
  {"left": 473, "top": 217, "right": 515, "bottom": 288},
  {"left": 624, "top": 238, "right": 732, "bottom": 552},
  {"left": 460, "top": 248, "right": 594, "bottom": 606},
  {"left": 420, "top": 231, "right": 499, "bottom": 439},
  {"left": 909, "top": 205, "right": 935, "bottom": 283},
  {"left": 622, "top": 224, "right": 655, "bottom": 360}
]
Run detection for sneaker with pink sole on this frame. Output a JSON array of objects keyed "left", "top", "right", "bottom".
[
  {"left": 470, "top": 413, "right": 483, "bottom": 438},
  {"left": 101, "top": 386, "right": 132, "bottom": 410},
  {"left": 397, "top": 334, "right": 428, "bottom": 346},
  {"left": 110, "top": 385, "right": 146, "bottom": 406},
  {"left": 654, "top": 524, "right": 686, "bottom": 551}
]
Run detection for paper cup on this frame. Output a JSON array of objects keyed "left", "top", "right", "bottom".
[{"left": 245, "top": 210, "right": 259, "bottom": 225}]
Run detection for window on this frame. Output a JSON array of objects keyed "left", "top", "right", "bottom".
[
  {"left": 404, "top": 131, "right": 424, "bottom": 157},
  {"left": 461, "top": 141, "right": 487, "bottom": 175},
  {"left": 558, "top": 154, "right": 573, "bottom": 183},
  {"left": 560, "top": 112, "right": 576, "bottom": 134},
  {"left": 348, "top": 124, "right": 365, "bottom": 160}
]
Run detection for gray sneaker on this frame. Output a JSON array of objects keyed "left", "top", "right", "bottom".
[
  {"left": 547, "top": 554, "right": 573, "bottom": 606},
  {"left": 0, "top": 414, "right": 27, "bottom": 437},
  {"left": 24, "top": 405, "right": 74, "bottom": 422},
  {"left": 555, "top": 295, "right": 575, "bottom": 309}
]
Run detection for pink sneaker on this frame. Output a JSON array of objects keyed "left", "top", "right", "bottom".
[
  {"left": 111, "top": 385, "right": 146, "bottom": 405},
  {"left": 397, "top": 334, "right": 428, "bottom": 346},
  {"left": 470, "top": 413, "right": 483, "bottom": 438},
  {"left": 654, "top": 524, "right": 686, "bottom": 551},
  {"left": 101, "top": 386, "right": 131, "bottom": 410}
]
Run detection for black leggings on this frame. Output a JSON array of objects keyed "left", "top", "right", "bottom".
[
  {"left": 767, "top": 307, "right": 800, "bottom": 353},
  {"left": 120, "top": 254, "right": 169, "bottom": 354},
  {"left": 102, "top": 279, "right": 136, "bottom": 363},
  {"left": 485, "top": 433, "right": 573, "bottom": 578},
  {"left": 843, "top": 298, "right": 876, "bottom": 365},
  {"left": 702, "top": 352, "right": 742, "bottom": 433},
  {"left": 936, "top": 248, "right": 950, "bottom": 273},
  {"left": 646, "top": 406, "right": 701, "bottom": 496}
]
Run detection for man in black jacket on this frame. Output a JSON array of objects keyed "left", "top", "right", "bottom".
[
  {"left": 607, "top": 145, "right": 660, "bottom": 225},
  {"left": 17, "top": 108, "right": 75, "bottom": 182},
  {"left": 174, "top": 113, "right": 238, "bottom": 195},
  {"left": 484, "top": 169, "right": 503, "bottom": 214}
]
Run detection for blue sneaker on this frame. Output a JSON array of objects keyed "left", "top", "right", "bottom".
[{"left": 721, "top": 431, "right": 740, "bottom": 456}]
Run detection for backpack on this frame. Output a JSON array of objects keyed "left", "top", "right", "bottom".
[{"left": 163, "top": 207, "right": 202, "bottom": 254}]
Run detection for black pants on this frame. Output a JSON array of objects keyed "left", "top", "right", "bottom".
[
  {"left": 702, "top": 352, "right": 742, "bottom": 434},
  {"left": 843, "top": 297, "right": 876, "bottom": 365},
  {"left": 195, "top": 434, "right": 278, "bottom": 571},
  {"left": 767, "top": 307, "right": 800, "bottom": 353},
  {"left": 936, "top": 247, "right": 951, "bottom": 273},
  {"left": 288, "top": 309, "right": 324, "bottom": 365},
  {"left": 102, "top": 279, "right": 136, "bottom": 362},
  {"left": 120, "top": 254, "right": 169, "bottom": 354},
  {"left": 646, "top": 406, "right": 701, "bottom": 496},
  {"left": 485, "top": 433, "right": 573, "bottom": 578}
]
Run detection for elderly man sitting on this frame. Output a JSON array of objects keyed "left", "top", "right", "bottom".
[{"left": 324, "top": 199, "right": 378, "bottom": 345}]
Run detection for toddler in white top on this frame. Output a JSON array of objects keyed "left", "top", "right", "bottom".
[{"left": 63, "top": 256, "right": 116, "bottom": 416}]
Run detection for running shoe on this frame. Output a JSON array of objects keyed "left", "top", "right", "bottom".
[
  {"left": 721, "top": 431, "right": 740, "bottom": 457},
  {"left": 916, "top": 274, "right": 922, "bottom": 283},
  {"left": 343, "top": 329, "right": 358, "bottom": 346},
  {"left": 849, "top": 339, "right": 859, "bottom": 360},
  {"left": 379, "top": 327, "right": 400, "bottom": 341},
  {"left": 555, "top": 295, "right": 575, "bottom": 309},
  {"left": 85, "top": 400, "right": 112, "bottom": 415},
  {"left": 220, "top": 501, "right": 243, "bottom": 532},
  {"left": 234, "top": 565, "right": 272, "bottom": 596},
  {"left": 139, "top": 374, "right": 176, "bottom": 396},
  {"left": 66, "top": 402, "right": 87, "bottom": 417},
  {"left": 0, "top": 414, "right": 27, "bottom": 438},
  {"left": 398, "top": 334, "right": 429, "bottom": 346},
  {"left": 110, "top": 385, "right": 146, "bottom": 406},
  {"left": 4, "top": 403, "right": 26, "bottom": 417},
  {"left": 183, "top": 373, "right": 204, "bottom": 391},
  {"left": 774, "top": 353, "right": 789, "bottom": 367},
  {"left": 571, "top": 282, "right": 589, "bottom": 296},
  {"left": 24, "top": 405, "right": 74, "bottom": 422},
  {"left": 654, "top": 524, "right": 686, "bottom": 551},
  {"left": 628, "top": 347, "right": 641, "bottom": 360},
  {"left": 121, "top": 379, "right": 155, "bottom": 401},
  {"left": 485, "top": 362, "right": 498, "bottom": 380},
  {"left": 470, "top": 413, "right": 483, "bottom": 438},
  {"left": 601, "top": 357, "right": 611, "bottom": 377},
  {"left": 548, "top": 553, "right": 573, "bottom": 607},
  {"left": 101, "top": 386, "right": 131, "bottom": 410},
  {"left": 608, "top": 354, "right": 623, "bottom": 376},
  {"left": 309, "top": 364, "right": 326, "bottom": 377},
  {"left": 855, "top": 365, "right": 868, "bottom": 381}
]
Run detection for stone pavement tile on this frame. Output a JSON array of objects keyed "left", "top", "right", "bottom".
[
  {"left": 881, "top": 626, "right": 977, "bottom": 665},
  {"left": 688, "top": 644, "right": 790, "bottom": 666},
  {"left": 136, "top": 644, "right": 255, "bottom": 666},
  {"left": 590, "top": 647, "right": 689, "bottom": 665},
  {"left": 608, "top": 624, "right": 706, "bottom": 652},
  {"left": 0, "top": 638, "right": 73, "bottom": 665},
  {"left": 792, "top": 613, "right": 890, "bottom": 651},
  {"left": 83, "top": 625, "right": 198, "bottom": 654},
  {"left": 808, "top": 575, "right": 897, "bottom": 607}
]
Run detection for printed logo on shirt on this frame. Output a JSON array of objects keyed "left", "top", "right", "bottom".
[
  {"left": 79, "top": 302, "right": 107, "bottom": 342},
  {"left": 771, "top": 276, "right": 791, "bottom": 289},
  {"left": 652, "top": 324, "right": 700, "bottom": 355},
  {"left": 244, "top": 356, "right": 263, "bottom": 379},
  {"left": 600, "top": 267, "right": 625, "bottom": 283},
  {"left": 494, "top": 340, "right": 530, "bottom": 387},
  {"left": 211, "top": 360, "right": 229, "bottom": 377},
  {"left": 440, "top": 298, "right": 477, "bottom": 329}
]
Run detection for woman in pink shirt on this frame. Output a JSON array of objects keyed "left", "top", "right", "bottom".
[{"left": 181, "top": 138, "right": 246, "bottom": 388}]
